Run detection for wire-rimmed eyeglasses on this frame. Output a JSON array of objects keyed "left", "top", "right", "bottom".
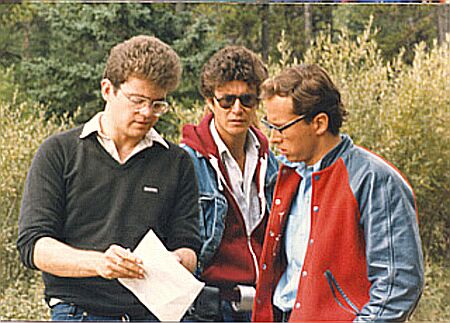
[{"left": 120, "top": 89, "right": 169, "bottom": 117}]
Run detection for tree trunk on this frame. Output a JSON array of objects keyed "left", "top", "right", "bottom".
[
  {"left": 261, "top": 4, "right": 270, "bottom": 62},
  {"left": 304, "top": 4, "right": 312, "bottom": 49},
  {"left": 437, "top": 4, "right": 450, "bottom": 45}
]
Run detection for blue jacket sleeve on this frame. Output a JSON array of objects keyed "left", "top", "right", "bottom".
[{"left": 355, "top": 169, "right": 424, "bottom": 322}]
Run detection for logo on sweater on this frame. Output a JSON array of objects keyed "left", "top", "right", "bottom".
[{"left": 143, "top": 186, "right": 159, "bottom": 194}]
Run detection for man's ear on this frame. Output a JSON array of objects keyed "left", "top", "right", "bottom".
[
  {"left": 100, "top": 79, "right": 114, "bottom": 101},
  {"left": 313, "top": 112, "right": 329, "bottom": 136}
]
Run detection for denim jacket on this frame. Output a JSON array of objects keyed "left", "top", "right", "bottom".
[{"left": 181, "top": 114, "right": 279, "bottom": 275}]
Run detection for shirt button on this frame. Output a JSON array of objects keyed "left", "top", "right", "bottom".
[
  {"left": 302, "top": 271, "right": 308, "bottom": 277},
  {"left": 262, "top": 263, "right": 267, "bottom": 270},
  {"left": 269, "top": 230, "right": 275, "bottom": 237},
  {"left": 314, "top": 175, "right": 320, "bottom": 181},
  {"left": 309, "top": 239, "right": 314, "bottom": 245},
  {"left": 313, "top": 205, "right": 319, "bottom": 212},
  {"left": 256, "top": 298, "right": 261, "bottom": 304},
  {"left": 295, "top": 302, "right": 301, "bottom": 309},
  {"left": 275, "top": 198, "right": 281, "bottom": 205}
]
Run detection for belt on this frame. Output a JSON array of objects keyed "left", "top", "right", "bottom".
[{"left": 47, "top": 299, "right": 147, "bottom": 321}]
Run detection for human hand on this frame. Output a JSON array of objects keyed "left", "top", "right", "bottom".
[
  {"left": 171, "top": 248, "right": 197, "bottom": 273},
  {"left": 96, "top": 244, "right": 145, "bottom": 280}
]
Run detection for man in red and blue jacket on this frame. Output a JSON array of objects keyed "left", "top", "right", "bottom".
[
  {"left": 181, "top": 46, "right": 278, "bottom": 321},
  {"left": 253, "top": 64, "right": 424, "bottom": 322}
]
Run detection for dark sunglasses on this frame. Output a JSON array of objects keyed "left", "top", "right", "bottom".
[
  {"left": 214, "top": 94, "right": 259, "bottom": 109},
  {"left": 261, "top": 115, "right": 307, "bottom": 133}
]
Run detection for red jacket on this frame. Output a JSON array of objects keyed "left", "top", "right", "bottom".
[{"left": 253, "top": 135, "right": 423, "bottom": 322}]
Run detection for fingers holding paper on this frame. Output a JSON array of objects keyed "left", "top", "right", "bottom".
[{"left": 97, "top": 244, "right": 145, "bottom": 280}]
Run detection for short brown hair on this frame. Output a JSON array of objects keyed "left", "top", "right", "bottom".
[
  {"left": 103, "top": 35, "right": 181, "bottom": 92},
  {"left": 200, "top": 46, "right": 268, "bottom": 98},
  {"left": 260, "top": 64, "right": 347, "bottom": 135}
]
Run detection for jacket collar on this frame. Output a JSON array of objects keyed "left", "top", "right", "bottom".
[
  {"left": 278, "top": 134, "right": 353, "bottom": 172},
  {"left": 320, "top": 134, "right": 353, "bottom": 169}
]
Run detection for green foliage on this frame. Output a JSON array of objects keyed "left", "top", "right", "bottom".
[
  {"left": 332, "top": 6, "right": 438, "bottom": 64},
  {"left": 0, "top": 10, "right": 448, "bottom": 321},
  {"left": 173, "top": 13, "right": 225, "bottom": 104},
  {"left": 1, "top": 4, "right": 445, "bottom": 130},
  {"left": 413, "top": 261, "right": 450, "bottom": 321},
  {"left": 0, "top": 97, "right": 73, "bottom": 320},
  {"left": 0, "top": 66, "right": 17, "bottom": 103},
  {"left": 12, "top": 3, "right": 206, "bottom": 124}
]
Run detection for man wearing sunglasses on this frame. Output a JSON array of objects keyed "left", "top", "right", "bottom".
[
  {"left": 17, "top": 36, "right": 201, "bottom": 321},
  {"left": 181, "top": 46, "right": 278, "bottom": 322},
  {"left": 252, "top": 64, "right": 424, "bottom": 322}
]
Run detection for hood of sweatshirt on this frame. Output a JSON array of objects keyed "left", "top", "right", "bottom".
[{"left": 181, "top": 112, "right": 270, "bottom": 160}]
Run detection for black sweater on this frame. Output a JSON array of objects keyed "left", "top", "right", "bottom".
[{"left": 17, "top": 125, "right": 201, "bottom": 317}]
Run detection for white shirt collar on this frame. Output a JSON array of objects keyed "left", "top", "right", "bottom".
[
  {"left": 80, "top": 112, "right": 169, "bottom": 149},
  {"left": 209, "top": 118, "right": 260, "bottom": 159}
]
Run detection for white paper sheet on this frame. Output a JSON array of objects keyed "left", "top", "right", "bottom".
[{"left": 119, "top": 230, "right": 204, "bottom": 322}]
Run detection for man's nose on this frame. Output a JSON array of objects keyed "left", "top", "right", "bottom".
[
  {"left": 231, "top": 98, "right": 244, "bottom": 113},
  {"left": 138, "top": 104, "right": 153, "bottom": 118},
  {"left": 269, "top": 129, "right": 282, "bottom": 145}
]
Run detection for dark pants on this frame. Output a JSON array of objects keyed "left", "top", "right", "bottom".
[
  {"left": 182, "top": 286, "right": 252, "bottom": 322},
  {"left": 220, "top": 300, "right": 252, "bottom": 322},
  {"left": 51, "top": 303, "right": 158, "bottom": 322},
  {"left": 273, "top": 306, "right": 292, "bottom": 323}
]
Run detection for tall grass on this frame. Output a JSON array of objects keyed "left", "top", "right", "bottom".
[{"left": 0, "top": 24, "right": 449, "bottom": 320}]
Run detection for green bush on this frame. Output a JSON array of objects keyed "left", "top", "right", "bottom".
[
  {"left": 0, "top": 96, "right": 72, "bottom": 320},
  {"left": 0, "top": 24, "right": 448, "bottom": 320}
]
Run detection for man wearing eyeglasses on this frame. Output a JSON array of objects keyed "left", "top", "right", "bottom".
[
  {"left": 181, "top": 46, "right": 278, "bottom": 322},
  {"left": 252, "top": 64, "right": 424, "bottom": 322},
  {"left": 17, "top": 35, "right": 201, "bottom": 321}
]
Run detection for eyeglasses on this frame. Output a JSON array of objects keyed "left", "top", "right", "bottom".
[
  {"left": 214, "top": 93, "right": 259, "bottom": 109},
  {"left": 261, "top": 115, "right": 307, "bottom": 134},
  {"left": 119, "top": 88, "right": 169, "bottom": 117}
]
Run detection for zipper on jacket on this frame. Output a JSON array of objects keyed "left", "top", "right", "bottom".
[
  {"left": 209, "top": 153, "right": 268, "bottom": 283},
  {"left": 248, "top": 235, "right": 260, "bottom": 282}
]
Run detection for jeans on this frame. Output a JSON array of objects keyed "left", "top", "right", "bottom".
[{"left": 51, "top": 303, "right": 158, "bottom": 322}]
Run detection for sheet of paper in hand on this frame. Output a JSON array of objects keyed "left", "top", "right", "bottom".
[{"left": 119, "top": 229, "right": 204, "bottom": 322}]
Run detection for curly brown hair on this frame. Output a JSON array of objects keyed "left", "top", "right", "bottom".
[
  {"left": 103, "top": 35, "right": 182, "bottom": 92},
  {"left": 260, "top": 64, "right": 348, "bottom": 135},
  {"left": 200, "top": 46, "right": 268, "bottom": 98}
]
